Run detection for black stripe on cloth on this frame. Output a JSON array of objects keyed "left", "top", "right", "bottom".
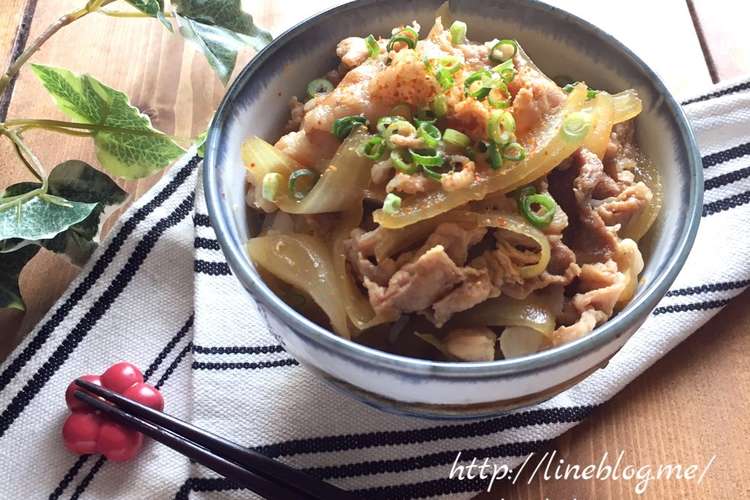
[
  {"left": 191, "top": 359, "right": 299, "bottom": 370},
  {"left": 702, "top": 189, "right": 750, "bottom": 216},
  {"left": 305, "top": 438, "right": 552, "bottom": 480},
  {"left": 194, "top": 213, "right": 211, "bottom": 227},
  {"left": 666, "top": 279, "right": 750, "bottom": 297},
  {"left": 172, "top": 406, "right": 595, "bottom": 497},
  {"left": 192, "top": 344, "right": 285, "bottom": 355},
  {"left": 353, "top": 473, "right": 507, "bottom": 499},
  {"left": 652, "top": 298, "right": 731, "bottom": 316},
  {"left": 682, "top": 80, "right": 750, "bottom": 105},
  {"left": 194, "top": 259, "right": 231, "bottom": 276},
  {"left": 194, "top": 237, "right": 221, "bottom": 251},
  {"left": 47, "top": 455, "right": 89, "bottom": 500},
  {"left": 0, "top": 156, "right": 199, "bottom": 395},
  {"left": 174, "top": 438, "right": 554, "bottom": 500},
  {"left": 156, "top": 342, "right": 193, "bottom": 389},
  {"left": 63, "top": 339, "right": 195, "bottom": 500},
  {"left": 175, "top": 478, "right": 234, "bottom": 500},
  {"left": 704, "top": 165, "right": 750, "bottom": 190},
  {"left": 69, "top": 457, "right": 107, "bottom": 500},
  {"left": 253, "top": 405, "right": 595, "bottom": 458},
  {"left": 702, "top": 142, "right": 750, "bottom": 169},
  {"left": 144, "top": 315, "right": 194, "bottom": 379},
  {"left": 0, "top": 193, "right": 195, "bottom": 439},
  {"left": 49, "top": 317, "right": 195, "bottom": 500}
]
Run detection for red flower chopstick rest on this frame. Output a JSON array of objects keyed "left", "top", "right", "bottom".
[{"left": 62, "top": 362, "right": 163, "bottom": 461}]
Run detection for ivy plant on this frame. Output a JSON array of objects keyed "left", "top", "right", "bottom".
[{"left": 0, "top": 0, "right": 271, "bottom": 310}]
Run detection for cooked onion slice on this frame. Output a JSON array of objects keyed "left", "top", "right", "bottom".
[
  {"left": 582, "top": 91, "right": 615, "bottom": 159},
  {"left": 242, "top": 129, "right": 373, "bottom": 215},
  {"left": 416, "top": 328, "right": 496, "bottom": 362},
  {"left": 449, "top": 291, "right": 558, "bottom": 336},
  {"left": 373, "top": 85, "right": 590, "bottom": 228},
  {"left": 499, "top": 326, "right": 546, "bottom": 359},
  {"left": 247, "top": 234, "right": 351, "bottom": 338},
  {"left": 612, "top": 89, "right": 642, "bottom": 124}
]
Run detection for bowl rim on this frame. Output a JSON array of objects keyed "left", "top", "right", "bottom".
[{"left": 204, "top": 0, "right": 703, "bottom": 379}]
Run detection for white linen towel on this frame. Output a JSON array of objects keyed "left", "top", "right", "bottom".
[{"left": 0, "top": 76, "right": 748, "bottom": 500}]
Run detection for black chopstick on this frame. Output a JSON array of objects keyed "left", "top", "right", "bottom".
[
  {"left": 74, "top": 391, "right": 300, "bottom": 499},
  {"left": 74, "top": 380, "right": 359, "bottom": 500}
]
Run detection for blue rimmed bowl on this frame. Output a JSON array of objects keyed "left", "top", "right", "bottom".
[{"left": 204, "top": 0, "right": 702, "bottom": 418}]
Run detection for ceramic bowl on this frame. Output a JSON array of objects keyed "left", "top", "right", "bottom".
[{"left": 203, "top": 0, "right": 702, "bottom": 418}]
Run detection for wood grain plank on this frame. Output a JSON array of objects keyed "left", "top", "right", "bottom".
[
  {"left": 0, "top": 0, "right": 216, "bottom": 356},
  {"left": 690, "top": 0, "right": 750, "bottom": 81},
  {"left": 0, "top": 1, "right": 28, "bottom": 68},
  {"left": 0, "top": 0, "right": 37, "bottom": 119},
  {"left": 553, "top": 0, "right": 712, "bottom": 97},
  {"left": 0, "top": 0, "right": 45, "bottom": 358},
  {"left": 484, "top": 290, "right": 750, "bottom": 500}
]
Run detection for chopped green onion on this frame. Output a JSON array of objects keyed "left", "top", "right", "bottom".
[
  {"left": 383, "top": 193, "right": 402, "bottom": 214},
  {"left": 443, "top": 128, "right": 471, "bottom": 148},
  {"left": 587, "top": 88, "right": 599, "bottom": 100},
  {"left": 288, "top": 169, "right": 319, "bottom": 200},
  {"left": 561, "top": 111, "right": 591, "bottom": 141},
  {"left": 421, "top": 164, "right": 446, "bottom": 181},
  {"left": 487, "top": 84, "right": 510, "bottom": 108},
  {"left": 358, "top": 136, "right": 386, "bottom": 160},
  {"left": 306, "top": 78, "right": 333, "bottom": 98},
  {"left": 390, "top": 103, "right": 412, "bottom": 120},
  {"left": 502, "top": 141, "right": 526, "bottom": 161},
  {"left": 332, "top": 115, "right": 368, "bottom": 139},
  {"left": 515, "top": 185, "right": 537, "bottom": 213},
  {"left": 435, "top": 68, "right": 454, "bottom": 90},
  {"left": 493, "top": 59, "right": 516, "bottom": 84},
  {"left": 464, "top": 69, "right": 492, "bottom": 99},
  {"left": 431, "top": 94, "right": 448, "bottom": 118},
  {"left": 489, "top": 39, "right": 517, "bottom": 63},
  {"left": 520, "top": 192, "right": 557, "bottom": 228},
  {"left": 261, "top": 172, "right": 282, "bottom": 202},
  {"left": 449, "top": 20, "right": 467, "bottom": 45},
  {"left": 384, "top": 120, "right": 417, "bottom": 148},
  {"left": 516, "top": 185, "right": 537, "bottom": 200},
  {"left": 387, "top": 34, "right": 416, "bottom": 52},
  {"left": 417, "top": 122, "right": 442, "bottom": 148},
  {"left": 437, "top": 55, "right": 462, "bottom": 74},
  {"left": 562, "top": 83, "right": 575, "bottom": 93},
  {"left": 414, "top": 108, "right": 437, "bottom": 124},
  {"left": 487, "top": 109, "right": 516, "bottom": 145},
  {"left": 365, "top": 34, "right": 380, "bottom": 58},
  {"left": 487, "top": 142, "right": 502, "bottom": 169},
  {"left": 390, "top": 149, "right": 418, "bottom": 174},
  {"left": 409, "top": 148, "right": 444, "bottom": 167},
  {"left": 400, "top": 26, "right": 419, "bottom": 39},
  {"left": 376, "top": 116, "right": 399, "bottom": 133}
]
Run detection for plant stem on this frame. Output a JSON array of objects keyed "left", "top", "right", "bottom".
[
  {"left": 4, "top": 118, "right": 167, "bottom": 137},
  {"left": 0, "top": 0, "right": 117, "bottom": 97},
  {"left": 99, "top": 9, "right": 174, "bottom": 18},
  {"left": 0, "top": 126, "right": 47, "bottom": 185},
  {"left": 16, "top": 124, "right": 92, "bottom": 137}
]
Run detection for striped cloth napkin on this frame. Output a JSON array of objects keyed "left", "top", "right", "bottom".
[{"left": 0, "top": 76, "right": 748, "bottom": 500}]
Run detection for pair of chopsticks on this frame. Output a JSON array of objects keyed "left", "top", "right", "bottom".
[{"left": 73, "top": 379, "right": 359, "bottom": 500}]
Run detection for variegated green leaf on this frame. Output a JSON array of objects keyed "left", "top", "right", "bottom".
[{"left": 31, "top": 64, "right": 184, "bottom": 179}]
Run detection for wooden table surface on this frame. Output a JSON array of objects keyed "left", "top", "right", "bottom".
[{"left": 1, "top": 1, "right": 748, "bottom": 499}]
